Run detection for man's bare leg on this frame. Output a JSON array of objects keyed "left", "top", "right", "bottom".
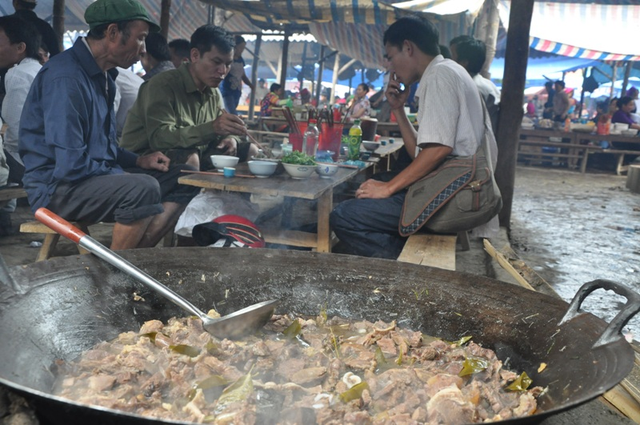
[
  {"left": 111, "top": 217, "right": 154, "bottom": 250},
  {"left": 137, "top": 202, "right": 187, "bottom": 248}
]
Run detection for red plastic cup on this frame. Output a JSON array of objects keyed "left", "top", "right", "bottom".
[
  {"left": 289, "top": 133, "right": 303, "bottom": 152},
  {"left": 318, "top": 123, "right": 344, "bottom": 161}
]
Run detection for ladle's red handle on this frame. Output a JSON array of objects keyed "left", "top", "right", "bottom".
[{"left": 35, "top": 208, "right": 87, "bottom": 244}]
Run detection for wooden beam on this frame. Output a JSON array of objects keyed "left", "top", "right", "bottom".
[{"left": 494, "top": 0, "right": 534, "bottom": 228}]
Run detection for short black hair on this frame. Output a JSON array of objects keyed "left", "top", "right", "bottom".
[
  {"left": 15, "top": 0, "right": 36, "bottom": 10},
  {"left": 145, "top": 32, "right": 171, "bottom": 61},
  {"left": 234, "top": 35, "right": 245, "bottom": 45},
  {"left": 453, "top": 37, "right": 486, "bottom": 76},
  {"left": 168, "top": 38, "right": 190, "bottom": 58},
  {"left": 358, "top": 83, "right": 369, "bottom": 92},
  {"left": 0, "top": 15, "right": 41, "bottom": 61},
  {"left": 190, "top": 25, "right": 234, "bottom": 57},
  {"left": 449, "top": 34, "right": 474, "bottom": 48},
  {"left": 439, "top": 44, "right": 452, "bottom": 59},
  {"left": 269, "top": 83, "right": 281, "bottom": 92},
  {"left": 383, "top": 15, "right": 440, "bottom": 57},
  {"left": 554, "top": 80, "right": 565, "bottom": 89},
  {"left": 87, "top": 20, "right": 135, "bottom": 42},
  {"left": 617, "top": 96, "right": 633, "bottom": 108}
]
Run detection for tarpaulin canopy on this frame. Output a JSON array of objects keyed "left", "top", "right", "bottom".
[
  {"left": 498, "top": 0, "right": 640, "bottom": 61},
  {"left": 489, "top": 56, "right": 600, "bottom": 83}
]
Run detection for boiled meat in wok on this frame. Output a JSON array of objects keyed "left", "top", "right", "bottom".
[{"left": 53, "top": 314, "right": 542, "bottom": 424}]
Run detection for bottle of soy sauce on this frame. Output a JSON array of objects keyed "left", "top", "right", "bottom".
[{"left": 347, "top": 119, "right": 362, "bottom": 160}]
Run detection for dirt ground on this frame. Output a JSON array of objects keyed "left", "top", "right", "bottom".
[{"left": 510, "top": 165, "right": 640, "bottom": 337}]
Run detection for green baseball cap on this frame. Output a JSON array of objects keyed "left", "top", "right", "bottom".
[{"left": 85, "top": 0, "right": 161, "bottom": 33}]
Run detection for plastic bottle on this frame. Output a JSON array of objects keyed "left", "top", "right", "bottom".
[
  {"left": 564, "top": 116, "right": 571, "bottom": 132},
  {"left": 303, "top": 119, "right": 320, "bottom": 157},
  {"left": 347, "top": 119, "right": 363, "bottom": 160}
]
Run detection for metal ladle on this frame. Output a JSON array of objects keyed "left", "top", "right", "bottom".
[{"left": 35, "top": 208, "right": 278, "bottom": 339}]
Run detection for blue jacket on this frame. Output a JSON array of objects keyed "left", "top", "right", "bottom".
[{"left": 19, "top": 38, "right": 138, "bottom": 212}]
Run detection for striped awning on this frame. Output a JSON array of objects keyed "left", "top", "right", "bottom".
[{"left": 499, "top": 1, "right": 640, "bottom": 61}]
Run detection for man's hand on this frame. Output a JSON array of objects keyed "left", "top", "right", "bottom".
[
  {"left": 137, "top": 151, "right": 170, "bottom": 172},
  {"left": 386, "top": 72, "right": 409, "bottom": 111},
  {"left": 216, "top": 137, "right": 239, "bottom": 156},
  {"left": 212, "top": 112, "right": 247, "bottom": 136},
  {"left": 356, "top": 179, "right": 394, "bottom": 199}
]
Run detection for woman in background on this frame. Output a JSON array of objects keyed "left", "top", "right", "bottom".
[{"left": 345, "top": 83, "right": 371, "bottom": 122}]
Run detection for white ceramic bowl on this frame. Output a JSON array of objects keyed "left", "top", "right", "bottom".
[
  {"left": 316, "top": 163, "right": 339, "bottom": 179},
  {"left": 613, "top": 123, "right": 630, "bottom": 131},
  {"left": 362, "top": 140, "right": 380, "bottom": 152},
  {"left": 248, "top": 160, "right": 277, "bottom": 178},
  {"left": 210, "top": 155, "right": 239, "bottom": 170},
  {"left": 282, "top": 162, "right": 316, "bottom": 179}
]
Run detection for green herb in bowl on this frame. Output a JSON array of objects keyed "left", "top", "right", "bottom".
[{"left": 281, "top": 151, "right": 316, "bottom": 166}]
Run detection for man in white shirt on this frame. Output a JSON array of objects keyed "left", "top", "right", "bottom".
[
  {"left": 0, "top": 15, "right": 42, "bottom": 184},
  {"left": 330, "top": 15, "right": 498, "bottom": 258},
  {"left": 114, "top": 66, "right": 144, "bottom": 138}
]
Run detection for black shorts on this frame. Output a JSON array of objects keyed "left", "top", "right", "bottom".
[{"left": 47, "top": 164, "right": 199, "bottom": 225}]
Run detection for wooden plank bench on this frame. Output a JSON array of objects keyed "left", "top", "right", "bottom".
[
  {"left": 397, "top": 232, "right": 470, "bottom": 271},
  {"left": 590, "top": 149, "right": 640, "bottom": 175},
  {"left": 19, "top": 221, "right": 92, "bottom": 262},
  {"left": 0, "top": 186, "right": 27, "bottom": 202},
  {"left": 517, "top": 139, "right": 593, "bottom": 171}
]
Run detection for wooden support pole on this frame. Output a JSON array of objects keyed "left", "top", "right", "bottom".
[
  {"left": 248, "top": 34, "right": 261, "bottom": 120},
  {"left": 52, "top": 0, "right": 64, "bottom": 54},
  {"left": 279, "top": 27, "right": 291, "bottom": 89},
  {"left": 160, "top": 0, "right": 171, "bottom": 40},
  {"left": 315, "top": 45, "right": 326, "bottom": 106},
  {"left": 494, "top": 0, "right": 534, "bottom": 229}
]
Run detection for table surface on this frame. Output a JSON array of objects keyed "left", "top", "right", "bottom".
[{"left": 179, "top": 163, "right": 361, "bottom": 199}]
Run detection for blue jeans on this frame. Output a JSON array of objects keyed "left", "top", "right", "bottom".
[
  {"left": 222, "top": 90, "right": 242, "bottom": 115},
  {"left": 330, "top": 192, "right": 408, "bottom": 259}
]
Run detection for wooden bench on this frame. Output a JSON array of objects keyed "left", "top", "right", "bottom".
[
  {"left": 397, "top": 231, "right": 470, "bottom": 271},
  {"left": 517, "top": 139, "right": 595, "bottom": 172},
  {"left": 20, "top": 220, "right": 177, "bottom": 262},
  {"left": 19, "top": 221, "right": 92, "bottom": 262},
  {"left": 586, "top": 149, "right": 640, "bottom": 175},
  {"left": 0, "top": 186, "right": 27, "bottom": 202}
]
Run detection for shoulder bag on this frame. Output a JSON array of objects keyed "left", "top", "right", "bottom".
[{"left": 399, "top": 103, "right": 502, "bottom": 236}]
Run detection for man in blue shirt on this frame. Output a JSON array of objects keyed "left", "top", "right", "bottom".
[{"left": 19, "top": 0, "right": 199, "bottom": 250}]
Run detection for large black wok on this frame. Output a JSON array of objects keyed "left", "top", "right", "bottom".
[{"left": 0, "top": 248, "right": 637, "bottom": 424}]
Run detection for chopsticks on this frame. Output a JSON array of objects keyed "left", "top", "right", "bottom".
[
  {"left": 246, "top": 132, "right": 274, "bottom": 158},
  {"left": 180, "top": 170, "right": 256, "bottom": 178},
  {"left": 283, "top": 106, "right": 301, "bottom": 134}
]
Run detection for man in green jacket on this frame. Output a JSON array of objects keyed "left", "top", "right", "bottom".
[{"left": 120, "top": 25, "right": 257, "bottom": 170}]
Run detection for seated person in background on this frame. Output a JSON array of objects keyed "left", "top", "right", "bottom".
[
  {"left": 450, "top": 35, "right": 500, "bottom": 131},
  {"left": 0, "top": 15, "right": 42, "bottom": 185},
  {"left": 19, "top": 0, "right": 200, "bottom": 250},
  {"left": 114, "top": 66, "right": 144, "bottom": 138},
  {"left": 168, "top": 38, "right": 190, "bottom": 68},
  {"left": 345, "top": 83, "right": 371, "bottom": 122},
  {"left": 260, "top": 83, "right": 286, "bottom": 116},
  {"left": 120, "top": 25, "right": 257, "bottom": 170},
  {"left": 140, "top": 32, "right": 175, "bottom": 80},
  {"left": 552, "top": 80, "right": 570, "bottom": 122},
  {"left": 611, "top": 96, "right": 640, "bottom": 131}
]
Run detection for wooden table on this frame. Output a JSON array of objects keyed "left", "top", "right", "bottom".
[
  {"left": 365, "top": 139, "right": 405, "bottom": 173},
  {"left": 179, "top": 164, "right": 366, "bottom": 252}
]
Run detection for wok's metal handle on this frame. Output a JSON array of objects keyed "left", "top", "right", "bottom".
[
  {"left": 34, "top": 208, "right": 211, "bottom": 322},
  {"left": 559, "top": 279, "right": 640, "bottom": 348}
]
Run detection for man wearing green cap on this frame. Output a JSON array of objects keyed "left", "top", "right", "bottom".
[{"left": 19, "top": 0, "right": 199, "bottom": 250}]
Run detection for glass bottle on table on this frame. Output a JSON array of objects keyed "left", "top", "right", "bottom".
[{"left": 303, "top": 118, "right": 319, "bottom": 157}]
